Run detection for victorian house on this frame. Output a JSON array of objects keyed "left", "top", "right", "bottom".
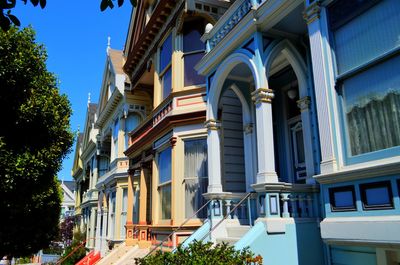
[
  {"left": 73, "top": 101, "right": 99, "bottom": 250},
  {"left": 73, "top": 0, "right": 400, "bottom": 264},
  {"left": 93, "top": 42, "right": 149, "bottom": 257}
]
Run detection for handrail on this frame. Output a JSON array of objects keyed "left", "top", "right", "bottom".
[
  {"left": 56, "top": 237, "right": 94, "bottom": 265},
  {"left": 200, "top": 192, "right": 253, "bottom": 242},
  {"left": 144, "top": 198, "right": 212, "bottom": 257}
]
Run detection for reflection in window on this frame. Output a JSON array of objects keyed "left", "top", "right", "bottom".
[
  {"left": 329, "top": 0, "right": 400, "bottom": 158},
  {"left": 158, "top": 147, "right": 172, "bottom": 219}
]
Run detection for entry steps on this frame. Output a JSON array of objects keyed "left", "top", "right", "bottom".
[{"left": 215, "top": 225, "right": 251, "bottom": 246}]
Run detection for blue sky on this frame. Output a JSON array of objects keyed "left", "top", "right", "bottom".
[{"left": 13, "top": 1, "right": 132, "bottom": 181}]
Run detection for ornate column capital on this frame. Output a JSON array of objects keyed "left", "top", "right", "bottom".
[
  {"left": 303, "top": 1, "right": 321, "bottom": 25},
  {"left": 297, "top": 96, "right": 311, "bottom": 112},
  {"left": 169, "top": 136, "right": 177, "bottom": 148},
  {"left": 251, "top": 88, "right": 274, "bottom": 104},
  {"left": 204, "top": 119, "right": 221, "bottom": 131}
]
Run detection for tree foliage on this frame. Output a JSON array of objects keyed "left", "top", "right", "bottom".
[
  {"left": 135, "top": 241, "right": 263, "bottom": 265},
  {"left": 0, "top": 26, "right": 74, "bottom": 257},
  {"left": 58, "top": 230, "right": 87, "bottom": 265},
  {"left": 60, "top": 216, "right": 74, "bottom": 247},
  {"left": 0, "top": 0, "right": 137, "bottom": 31}
]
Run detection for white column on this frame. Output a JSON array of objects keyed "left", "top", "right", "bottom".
[
  {"left": 305, "top": 2, "right": 337, "bottom": 173},
  {"left": 89, "top": 207, "right": 97, "bottom": 248},
  {"left": 95, "top": 203, "right": 102, "bottom": 252},
  {"left": 205, "top": 119, "right": 223, "bottom": 193},
  {"left": 297, "top": 97, "right": 316, "bottom": 183},
  {"left": 243, "top": 123, "right": 255, "bottom": 191},
  {"left": 251, "top": 88, "right": 279, "bottom": 183},
  {"left": 101, "top": 207, "right": 108, "bottom": 256}
]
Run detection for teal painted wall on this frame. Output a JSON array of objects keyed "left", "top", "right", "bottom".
[
  {"left": 330, "top": 245, "right": 377, "bottom": 265},
  {"left": 235, "top": 220, "right": 324, "bottom": 265}
]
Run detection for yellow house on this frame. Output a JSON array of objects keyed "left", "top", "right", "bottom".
[
  {"left": 123, "top": 0, "right": 230, "bottom": 250},
  {"left": 93, "top": 43, "right": 152, "bottom": 256}
]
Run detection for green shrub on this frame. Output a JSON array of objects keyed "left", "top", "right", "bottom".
[{"left": 135, "top": 240, "right": 263, "bottom": 265}]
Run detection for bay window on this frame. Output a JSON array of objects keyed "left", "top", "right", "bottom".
[
  {"left": 159, "top": 34, "right": 172, "bottom": 100},
  {"left": 184, "top": 139, "right": 208, "bottom": 218},
  {"left": 120, "top": 188, "right": 128, "bottom": 238},
  {"left": 125, "top": 114, "right": 140, "bottom": 150},
  {"left": 113, "top": 118, "right": 119, "bottom": 160},
  {"left": 158, "top": 147, "right": 172, "bottom": 219},
  {"left": 182, "top": 20, "right": 205, "bottom": 87},
  {"left": 329, "top": 0, "right": 400, "bottom": 161}
]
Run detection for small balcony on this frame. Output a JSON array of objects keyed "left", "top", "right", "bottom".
[
  {"left": 202, "top": 0, "right": 265, "bottom": 52},
  {"left": 81, "top": 190, "right": 98, "bottom": 205}
]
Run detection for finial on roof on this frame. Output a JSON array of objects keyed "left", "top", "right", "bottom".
[
  {"left": 87, "top": 92, "right": 91, "bottom": 107},
  {"left": 107, "top": 36, "right": 111, "bottom": 55}
]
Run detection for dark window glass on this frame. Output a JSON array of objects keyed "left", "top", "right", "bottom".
[
  {"left": 182, "top": 19, "right": 205, "bottom": 87},
  {"left": 329, "top": 186, "right": 356, "bottom": 211},
  {"left": 162, "top": 67, "right": 172, "bottom": 99},
  {"left": 360, "top": 181, "right": 393, "bottom": 210},
  {"left": 183, "top": 28, "right": 204, "bottom": 53},
  {"left": 160, "top": 34, "right": 172, "bottom": 71},
  {"left": 184, "top": 52, "right": 205, "bottom": 86}
]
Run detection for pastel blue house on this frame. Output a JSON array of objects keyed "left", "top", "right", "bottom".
[{"left": 183, "top": 0, "right": 400, "bottom": 264}]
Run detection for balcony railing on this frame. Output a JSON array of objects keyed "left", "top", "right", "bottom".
[
  {"left": 82, "top": 190, "right": 98, "bottom": 205},
  {"left": 203, "top": 0, "right": 264, "bottom": 51},
  {"left": 256, "top": 183, "right": 320, "bottom": 218}
]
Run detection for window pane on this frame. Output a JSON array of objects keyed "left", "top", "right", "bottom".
[
  {"left": 113, "top": 119, "right": 119, "bottom": 139},
  {"left": 342, "top": 55, "right": 400, "bottom": 156},
  {"left": 183, "top": 28, "right": 204, "bottom": 52},
  {"left": 334, "top": 191, "right": 354, "bottom": 208},
  {"left": 184, "top": 139, "right": 208, "bottom": 218},
  {"left": 184, "top": 53, "right": 205, "bottom": 87},
  {"left": 333, "top": 0, "right": 400, "bottom": 74},
  {"left": 160, "top": 33, "right": 172, "bottom": 71},
  {"left": 125, "top": 114, "right": 140, "bottom": 149},
  {"left": 159, "top": 147, "right": 171, "bottom": 184},
  {"left": 184, "top": 139, "right": 207, "bottom": 178},
  {"left": 162, "top": 67, "right": 172, "bottom": 99},
  {"left": 295, "top": 129, "right": 305, "bottom": 164},
  {"left": 160, "top": 184, "right": 171, "bottom": 219},
  {"left": 365, "top": 187, "right": 390, "bottom": 206}
]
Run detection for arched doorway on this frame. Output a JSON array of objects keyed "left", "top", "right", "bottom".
[
  {"left": 265, "top": 40, "right": 316, "bottom": 183},
  {"left": 207, "top": 56, "right": 258, "bottom": 193}
]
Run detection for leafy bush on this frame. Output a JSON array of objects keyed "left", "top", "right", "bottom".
[
  {"left": 57, "top": 230, "right": 87, "bottom": 265},
  {"left": 135, "top": 240, "right": 263, "bottom": 265}
]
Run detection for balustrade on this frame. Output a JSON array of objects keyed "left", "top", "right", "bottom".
[
  {"left": 204, "top": 0, "right": 266, "bottom": 52},
  {"left": 256, "top": 183, "right": 319, "bottom": 219}
]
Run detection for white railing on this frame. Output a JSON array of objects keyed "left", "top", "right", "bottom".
[{"left": 203, "top": 0, "right": 265, "bottom": 51}]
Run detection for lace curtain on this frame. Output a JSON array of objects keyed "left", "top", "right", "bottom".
[{"left": 184, "top": 139, "right": 208, "bottom": 218}]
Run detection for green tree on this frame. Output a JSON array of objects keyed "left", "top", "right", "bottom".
[
  {"left": 0, "top": 0, "right": 137, "bottom": 31},
  {"left": 135, "top": 241, "right": 263, "bottom": 265},
  {"left": 0, "top": 26, "right": 74, "bottom": 258}
]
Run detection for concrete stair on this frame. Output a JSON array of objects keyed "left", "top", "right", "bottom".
[
  {"left": 95, "top": 243, "right": 132, "bottom": 265},
  {"left": 215, "top": 225, "right": 250, "bottom": 246},
  {"left": 114, "top": 247, "right": 149, "bottom": 265}
]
